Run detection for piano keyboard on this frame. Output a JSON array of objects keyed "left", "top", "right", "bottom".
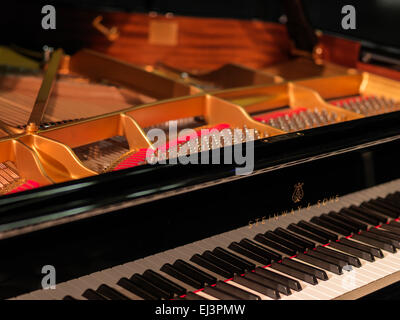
[{"left": 14, "top": 178, "right": 400, "bottom": 300}]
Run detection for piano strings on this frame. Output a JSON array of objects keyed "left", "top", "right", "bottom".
[{"left": 330, "top": 95, "right": 400, "bottom": 116}]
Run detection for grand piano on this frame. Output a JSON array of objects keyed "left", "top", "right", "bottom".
[{"left": 1, "top": 0, "right": 400, "bottom": 300}]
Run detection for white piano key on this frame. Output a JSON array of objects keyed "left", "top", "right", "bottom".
[
  {"left": 262, "top": 267, "right": 328, "bottom": 300},
  {"left": 53, "top": 281, "right": 90, "bottom": 299},
  {"left": 343, "top": 268, "right": 377, "bottom": 285},
  {"left": 23, "top": 290, "right": 55, "bottom": 300},
  {"left": 41, "top": 281, "right": 84, "bottom": 300},
  {"left": 324, "top": 245, "right": 390, "bottom": 280},
  {"left": 132, "top": 257, "right": 202, "bottom": 293},
  {"left": 115, "top": 261, "right": 150, "bottom": 277},
  {"left": 289, "top": 258, "right": 346, "bottom": 296},
  {"left": 195, "top": 290, "right": 218, "bottom": 300},
  {"left": 227, "top": 280, "right": 274, "bottom": 300},
  {"left": 87, "top": 270, "right": 144, "bottom": 300},
  {"left": 210, "top": 243, "right": 270, "bottom": 268},
  {"left": 370, "top": 256, "right": 400, "bottom": 271},
  {"left": 361, "top": 260, "right": 396, "bottom": 276},
  {"left": 388, "top": 252, "right": 400, "bottom": 263},
  {"left": 165, "top": 253, "right": 228, "bottom": 283}
]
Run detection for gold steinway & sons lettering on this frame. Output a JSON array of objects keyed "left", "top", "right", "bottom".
[{"left": 248, "top": 194, "right": 339, "bottom": 229}]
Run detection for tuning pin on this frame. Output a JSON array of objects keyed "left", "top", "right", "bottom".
[
  {"left": 329, "top": 112, "right": 338, "bottom": 123},
  {"left": 319, "top": 109, "right": 330, "bottom": 124},
  {"left": 307, "top": 110, "right": 319, "bottom": 126},
  {"left": 294, "top": 113, "right": 307, "bottom": 130},
  {"left": 341, "top": 101, "right": 352, "bottom": 112},
  {"left": 277, "top": 117, "right": 289, "bottom": 132},
  {"left": 299, "top": 111, "right": 311, "bottom": 128},
  {"left": 268, "top": 119, "right": 278, "bottom": 129},
  {"left": 389, "top": 98, "right": 397, "bottom": 112}
]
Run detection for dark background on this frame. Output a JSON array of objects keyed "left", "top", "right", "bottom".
[{"left": 5, "top": 0, "right": 399, "bottom": 51}]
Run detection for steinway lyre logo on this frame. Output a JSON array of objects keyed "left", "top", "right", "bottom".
[{"left": 292, "top": 182, "right": 304, "bottom": 203}]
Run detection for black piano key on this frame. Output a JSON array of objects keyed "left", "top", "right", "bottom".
[
  {"left": 176, "top": 259, "right": 219, "bottom": 284},
  {"left": 296, "top": 252, "right": 342, "bottom": 275},
  {"left": 368, "top": 227, "right": 400, "bottom": 241},
  {"left": 213, "top": 247, "right": 255, "bottom": 271},
  {"left": 229, "top": 241, "right": 272, "bottom": 265},
  {"left": 82, "top": 288, "right": 108, "bottom": 300},
  {"left": 310, "top": 217, "right": 349, "bottom": 236},
  {"left": 202, "top": 250, "right": 243, "bottom": 275},
  {"left": 143, "top": 269, "right": 186, "bottom": 296},
  {"left": 350, "top": 205, "right": 387, "bottom": 224},
  {"left": 391, "top": 221, "right": 400, "bottom": 228},
  {"left": 287, "top": 223, "right": 330, "bottom": 244},
  {"left": 63, "top": 295, "right": 77, "bottom": 300},
  {"left": 160, "top": 263, "right": 203, "bottom": 289},
  {"left": 340, "top": 208, "right": 379, "bottom": 225},
  {"left": 243, "top": 271, "right": 290, "bottom": 295},
  {"left": 393, "top": 194, "right": 400, "bottom": 204},
  {"left": 215, "top": 280, "right": 261, "bottom": 300},
  {"left": 181, "top": 292, "right": 208, "bottom": 300},
  {"left": 373, "top": 198, "right": 400, "bottom": 215},
  {"left": 274, "top": 227, "right": 315, "bottom": 249},
  {"left": 378, "top": 196, "right": 400, "bottom": 210},
  {"left": 96, "top": 284, "right": 130, "bottom": 300},
  {"left": 233, "top": 275, "right": 281, "bottom": 299},
  {"left": 320, "top": 213, "right": 359, "bottom": 233},
  {"left": 316, "top": 246, "right": 361, "bottom": 267},
  {"left": 329, "top": 241, "right": 375, "bottom": 262},
  {"left": 388, "top": 197, "right": 400, "bottom": 211},
  {"left": 384, "top": 196, "right": 400, "bottom": 209},
  {"left": 130, "top": 274, "right": 171, "bottom": 299},
  {"left": 328, "top": 211, "right": 368, "bottom": 231},
  {"left": 297, "top": 220, "right": 338, "bottom": 241},
  {"left": 306, "top": 249, "right": 349, "bottom": 268},
  {"left": 387, "top": 194, "right": 400, "bottom": 205},
  {"left": 254, "top": 267, "right": 302, "bottom": 292},
  {"left": 382, "top": 200, "right": 400, "bottom": 214},
  {"left": 362, "top": 230, "right": 400, "bottom": 248},
  {"left": 340, "top": 238, "right": 384, "bottom": 258},
  {"left": 254, "top": 234, "right": 296, "bottom": 256},
  {"left": 270, "top": 262, "right": 318, "bottom": 285},
  {"left": 380, "top": 224, "right": 400, "bottom": 235},
  {"left": 363, "top": 201, "right": 398, "bottom": 219},
  {"left": 351, "top": 234, "right": 396, "bottom": 253},
  {"left": 282, "top": 258, "right": 328, "bottom": 280},
  {"left": 266, "top": 231, "right": 306, "bottom": 252},
  {"left": 359, "top": 204, "right": 392, "bottom": 222},
  {"left": 239, "top": 238, "right": 282, "bottom": 261},
  {"left": 387, "top": 192, "right": 400, "bottom": 198},
  {"left": 203, "top": 286, "right": 243, "bottom": 300},
  {"left": 117, "top": 277, "right": 159, "bottom": 300},
  {"left": 190, "top": 254, "right": 232, "bottom": 278}
]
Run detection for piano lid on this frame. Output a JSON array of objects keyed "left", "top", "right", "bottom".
[{"left": 302, "top": 0, "right": 400, "bottom": 59}]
